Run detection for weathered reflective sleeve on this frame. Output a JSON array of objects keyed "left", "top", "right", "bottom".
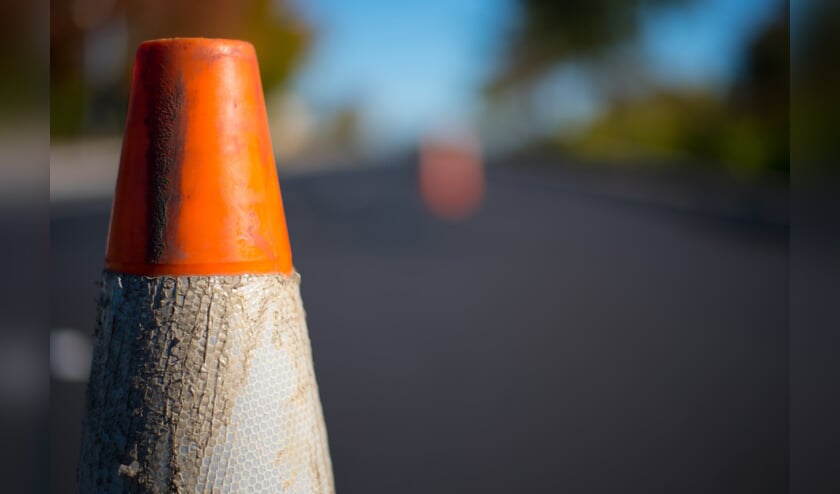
[{"left": 78, "top": 271, "right": 334, "bottom": 494}]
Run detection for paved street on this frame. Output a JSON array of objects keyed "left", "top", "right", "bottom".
[{"left": 51, "top": 163, "right": 787, "bottom": 493}]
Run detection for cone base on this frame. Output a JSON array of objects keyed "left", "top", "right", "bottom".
[{"left": 79, "top": 271, "right": 334, "bottom": 493}]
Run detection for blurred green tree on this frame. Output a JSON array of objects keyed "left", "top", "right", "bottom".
[
  {"left": 50, "top": 0, "right": 311, "bottom": 138},
  {"left": 792, "top": 0, "right": 840, "bottom": 173},
  {"left": 489, "top": 0, "right": 688, "bottom": 92},
  {"left": 489, "top": 0, "right": 789, "bottom": 176},
  {"left": 0, "top": 0, "right": 47, "bottom": 119},
  {"left": 564, "top": 6, "right": 789, "bottom": 175}
]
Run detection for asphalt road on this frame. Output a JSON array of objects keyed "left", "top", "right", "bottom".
[{"left": 50, "top": 164, "right": 788, "bottom": 493}]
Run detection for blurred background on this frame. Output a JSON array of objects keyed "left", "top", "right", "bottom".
[
  {"left": 49, "top": 0, "right": 791, "bottom": 493},
  {"left": 0, "top": 1, "right": 48, "bottom": 493},
  {"left": 50, "top": 0, "right": 789, "bottom": 176}
]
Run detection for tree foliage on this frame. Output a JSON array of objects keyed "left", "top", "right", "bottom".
[
  {"left": 490, "top": 0, "right": 688, "bottom": 92},
  {"left": 50, "top": 0, "right": 311, "bottom": 137}
]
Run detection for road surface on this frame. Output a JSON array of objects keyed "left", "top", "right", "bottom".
[{"left": 51, "top": 163, "right": 788, "bottom": 493}]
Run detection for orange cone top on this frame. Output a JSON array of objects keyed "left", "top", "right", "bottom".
[{"left": 105, "top": 38, "right": 293, "bottom": 276}]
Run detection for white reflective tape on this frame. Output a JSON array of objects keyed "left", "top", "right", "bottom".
[{"left": 79, "top": 272, "right": 334, "bottom": 493}]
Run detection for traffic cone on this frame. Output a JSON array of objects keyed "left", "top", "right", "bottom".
[{"left": 78, "top": 38, "right": 334, "bottom": 493}]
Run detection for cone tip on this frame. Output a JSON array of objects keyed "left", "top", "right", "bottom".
[
  {"left": 106, "top": 37, "right": 292, "bottom": 277},
  {"left": 136, "top": 38, "right": 257, "bottom": 61}
]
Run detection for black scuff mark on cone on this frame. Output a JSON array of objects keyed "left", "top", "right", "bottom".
[{"left": 142, "top": 46, "right": 186, "bottom": 264}]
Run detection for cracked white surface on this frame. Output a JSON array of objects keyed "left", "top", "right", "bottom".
[{"left": 78, "top": 272, "right": 334, "bottom": 493}]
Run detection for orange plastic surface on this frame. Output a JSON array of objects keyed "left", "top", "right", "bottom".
[{"left": 105, "top": 38, "right": 293, "bottom": 276}]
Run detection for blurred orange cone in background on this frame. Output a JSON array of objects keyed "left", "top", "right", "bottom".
[
  {"left": 419, "top": 130, "right": 486, "bottom": 222},
  {"left": 78, "top": 38, "right": 334, "bottom": 493}
]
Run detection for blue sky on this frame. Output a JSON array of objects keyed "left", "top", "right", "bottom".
[
  {"left": 291, "top": 0, "right": 511, "bottom": 149},
  {"left": 640, "top": 0, "right": 784, "bottom": 88},
  {"left": 289, "top": 0, "right": 785, "bottom": 150}
]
